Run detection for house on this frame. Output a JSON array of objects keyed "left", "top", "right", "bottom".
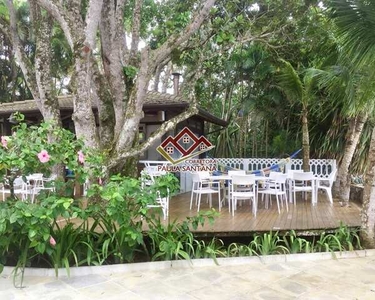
[
  {"left": 0, "top": 88, "right": 227, "bottom": 192},
  {"left": 0, "top": 92, "right": 227, "bottom": 158}
]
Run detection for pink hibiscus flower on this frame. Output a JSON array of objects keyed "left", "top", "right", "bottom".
[
  {"left": 77, "top": 150, "right": 85, "bottom": 164},
  {"left": 49, "top": 236, "right": 56, "bottom": 247},
  {"left": 38, "top": 150, "right": 50, "bottom": 163},
  {"left": 1, "top": 136, "right": 8, "bottom": 148}
]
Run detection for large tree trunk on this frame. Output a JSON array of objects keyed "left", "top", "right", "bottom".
[
  {"left": 301, "top": 108, "right": 310, "bottom": 172},
  {"left": 361, "top": 126, "right": 375, "bottom": 248},
  {"left": 6, "top": 0, "right": 61, "bottom": 127},
  {"left": 32, "top": 3, "right": 61, "bottom": 126},
  {"left": 71, "top": 55, "right": 100, "bottom": 150},
  {"left": 334, "top": 114, "right": 367, "bottom": 203}
]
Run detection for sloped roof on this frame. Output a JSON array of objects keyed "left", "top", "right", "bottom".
[
  {"left": 0, "top": 92, "right": 227, "bottom": 126},
  {"left": 0, "top": 92, "right": 188, "bottom": 114}
]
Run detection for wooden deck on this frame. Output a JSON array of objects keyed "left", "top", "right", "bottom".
[{"left": 160, "top": 192, "right": 362, "bottom": 235}]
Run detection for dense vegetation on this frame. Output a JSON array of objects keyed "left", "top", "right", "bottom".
[{"left": 1, "top": 0, "right": 375, "bottom": 282}]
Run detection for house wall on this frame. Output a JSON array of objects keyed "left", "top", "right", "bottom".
[{"left": 140, "top": 114, "right": 206, "bottom": 193}]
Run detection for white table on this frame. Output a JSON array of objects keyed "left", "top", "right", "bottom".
[{"left": 208, "top": 175, "right": 270, "bottom": 213}]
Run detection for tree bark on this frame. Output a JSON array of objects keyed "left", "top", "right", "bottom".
[
  {"left": 32, "top": 2, "right": 61, "bottom": 126},
  {"left": 7, "top": 0, "right": 61, "bottom": 127},
  {"left": 334, "top": 114, "right": 367, "bottom": 203},
  {"left": 361, "top": 126, "right": 375, "bottom": 248},
  {"left": 301, "top": 108, "right": 310, "bottom": 172},
  {"left": 100, "top": 0, "right": 127, "bottom": 139}
]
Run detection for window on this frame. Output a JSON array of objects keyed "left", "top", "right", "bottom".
[
  {"left": 182, "top": 135, "right": 190, "bottom": 144},
  {"left": 200, "top": 143, "right": 207, "bottom": 150},
  {"left": 166, "top": 147, "right": 174, "bottom": 154}
]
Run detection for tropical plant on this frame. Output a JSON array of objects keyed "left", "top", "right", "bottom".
[
  {"left": 276, "top": 60, "right": 318, "bottom": 171},
  {"left": 283, "top": 230, "right": 312, "bottom": 254},
  {"left": 250, "top": 231, "right": 290, "bottom": 256},
  {"left": 328, "top": 0, "right": 375, "bottom": 243}
]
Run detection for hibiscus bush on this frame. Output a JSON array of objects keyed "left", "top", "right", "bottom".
[{"left": 0, "top": 113, "right": 104, "bottom": 196}]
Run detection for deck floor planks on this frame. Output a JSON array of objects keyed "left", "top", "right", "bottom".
[{"left": 165, "top": 192, "right": 362, "bottom": 233}]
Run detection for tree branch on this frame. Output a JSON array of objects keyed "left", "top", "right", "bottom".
[
  {"left": 34, "top": 0, "right": 74, "bottom": 49},
  {"left": 130, "top": 0, "right": 143, "bottom": 65},
  {"left": 84, "top": 0, "right": 104, "bottom": 49},
  {"left": 5, "top": 0, "right": 39, "bottom": 99},
  {"left": 0, "top": 18, "right": 10, "bottom": 40},
  {"left": 152, "top": 0, "right": 216, "bottom": 67},
  {"left": 107, "top": 103, "right": 199, "bottom": 170}
]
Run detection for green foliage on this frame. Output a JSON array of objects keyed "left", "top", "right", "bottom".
[
  {"left": 283, "top": 230, "right": 312, "bottom": 254},
  {"left": 147, "top": 210, "right": 218, "bottom": 261},
  {"left": 0, "top": 116, "right": 104, "bottom": 198},
  {"left": 250, "top": 231, "right": 290, "bottom": 255}
]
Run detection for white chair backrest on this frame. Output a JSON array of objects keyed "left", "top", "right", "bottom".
[
  {"left": 231, "top": 175, "right": 255, "bottom": 185},
  {"left": 287, "top": 169, "right": 303, "bottom": 178},
  {"left": 145, "top": 166, "right": 166, "bottom": 176},
  {"left": 31, "top": 173, "right": 44, "bottom": 179},
  {"left": 191, "top": 171, "right": 210, "bottom": 183},
  {"left": 192, "top": 172, "right": 209, "bottom": 182},
  {"left": 156, "top": 188, "right": 170, "bottom": 206},
  {"left": 274, "top": 173, "right": 288, "bottom": 183},
  {"left": 14, "top": 177, "right": 24, "bottom": 187},
  {"left": 269, "top": 171, "right": 281, "bottom": 180},
  {"left": 228, "top": 170, "right": 246, "bottom": 176},
  {"left": 292, "top": 171, "right": 314, "bottom": 181}
]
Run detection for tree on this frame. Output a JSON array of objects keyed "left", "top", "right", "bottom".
[
  {"left": 276, "top": 60, "right": 316, "bottom": 172},
  {"left": 329, "top": 0, "right": 375, "bottom": 245},
  {"left": 0, "top": 0, "right": 217, "bottom": 176}
]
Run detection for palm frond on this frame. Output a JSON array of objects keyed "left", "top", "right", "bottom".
[
  {"left": 330, "top": 0, "right": 375, "bottom": 67},
  {"left": 276, "top": 59, "right": 303, "bottom": 103}
]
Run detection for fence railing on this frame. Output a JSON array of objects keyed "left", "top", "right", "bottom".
[{"left": 215, "top": 158, "right": 336, "bottom": 179}]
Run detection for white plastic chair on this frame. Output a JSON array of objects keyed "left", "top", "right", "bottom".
[
  {"left": 1, "top": 177, "right": 24, "bottom": 201},
  {"left": 144, "top": 166, "right": 167, "bottom": 183},
  {"left": 147, "top": 188, "right": 170, "bottom": 220},
  {"left": 190, "top": 172, "right": 221, "bottom": 212},
  {"left": 317, "top": 169, "right": 337, "bottom": 204},
  {"left": 290, "top": 171, "right": 316, "bottom": 205},
  {"left": 258, "top": 174, "right": 288, "bottom": 214},
  {"left": 231, "top": 175, "right": 257, "bottom": 217},
  {"left": 26, "top": 173, "right": 45, "bottom": 202}
]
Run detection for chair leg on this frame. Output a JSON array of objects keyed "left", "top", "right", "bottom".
[
  {"left": 253, "top": 196, "right": 257, "bottom": 217},
  {"left": 285, "top": 194, "right": 289, "bottom": 212},
  {"left": 276, "top": 194, "right": 280, "bottom": 214},
  {"left": 197, "top": 193, "right": 202, "bottom": 212},
  {"left": 232, "top": 197, "right": 235, "bottom": 216},
  {"left": 189, "top": 190, "right": 194, "bottom": 210},
  {"left": 327, "top": 189, "right": 333, "bottom": 204},
  {"left": 218, "top": 189, "right": 221, "bottom": 211}
]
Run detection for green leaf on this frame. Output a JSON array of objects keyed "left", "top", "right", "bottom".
[
  {"left": 9, "top": 213, "right": 18, "bottom": 224},
  {"left": 63, "top": 201, "right": 71, "bottom": 209},
  {"left": 29, "top": 229, "right": 37, "bottom": 238}
]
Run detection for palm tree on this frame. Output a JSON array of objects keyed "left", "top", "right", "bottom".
[
  {"left": 276, "top": 60, "right": 316, "bottom": 172},
  {"left": 329, "top": 0, "right": 375, "bottom": 245},
  {"left": 309, "top": 64, "right": 373, "bottom": 205}
]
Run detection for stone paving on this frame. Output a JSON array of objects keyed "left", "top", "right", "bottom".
[{"left": 1, "top": 256, "right": 375, "bottom": 300}]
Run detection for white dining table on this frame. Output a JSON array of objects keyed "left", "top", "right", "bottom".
[{"left": 207, "top": 174, "right": 270, "bottom": 213}]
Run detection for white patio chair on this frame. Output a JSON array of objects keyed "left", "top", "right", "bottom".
[
  {"left": 226, "top": 170, "right": 247, "bottom": 204},
  {"left": 1, "top": 177, "right": 24, "bottom": 201},
  {"left": 190, "top": 172, "right": 221, "bottom": 212},
  {"left": 231, "top": 175, "right": 257, "bottom": 217},
  {"left": 144, "top": 166, "right": 167, "bottom": 183},
  {"left": 317, "top": 169, "right": 337, "bottom": 204},
  {"left": 290, "top": 171, "right": 316, "bottom": 205},
  {"left": 258, "top": 174, "right": 288, "bottom": 214},
  {"left": 147, "top": 188, "right": 170, "bottom": 220},
  {"left": 26, "top": 173, "right": 45, "bottom": 203}
]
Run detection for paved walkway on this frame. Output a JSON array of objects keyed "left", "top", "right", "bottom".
[{"left": 1, "top": 256, "right": 375, "bottom": 300}]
